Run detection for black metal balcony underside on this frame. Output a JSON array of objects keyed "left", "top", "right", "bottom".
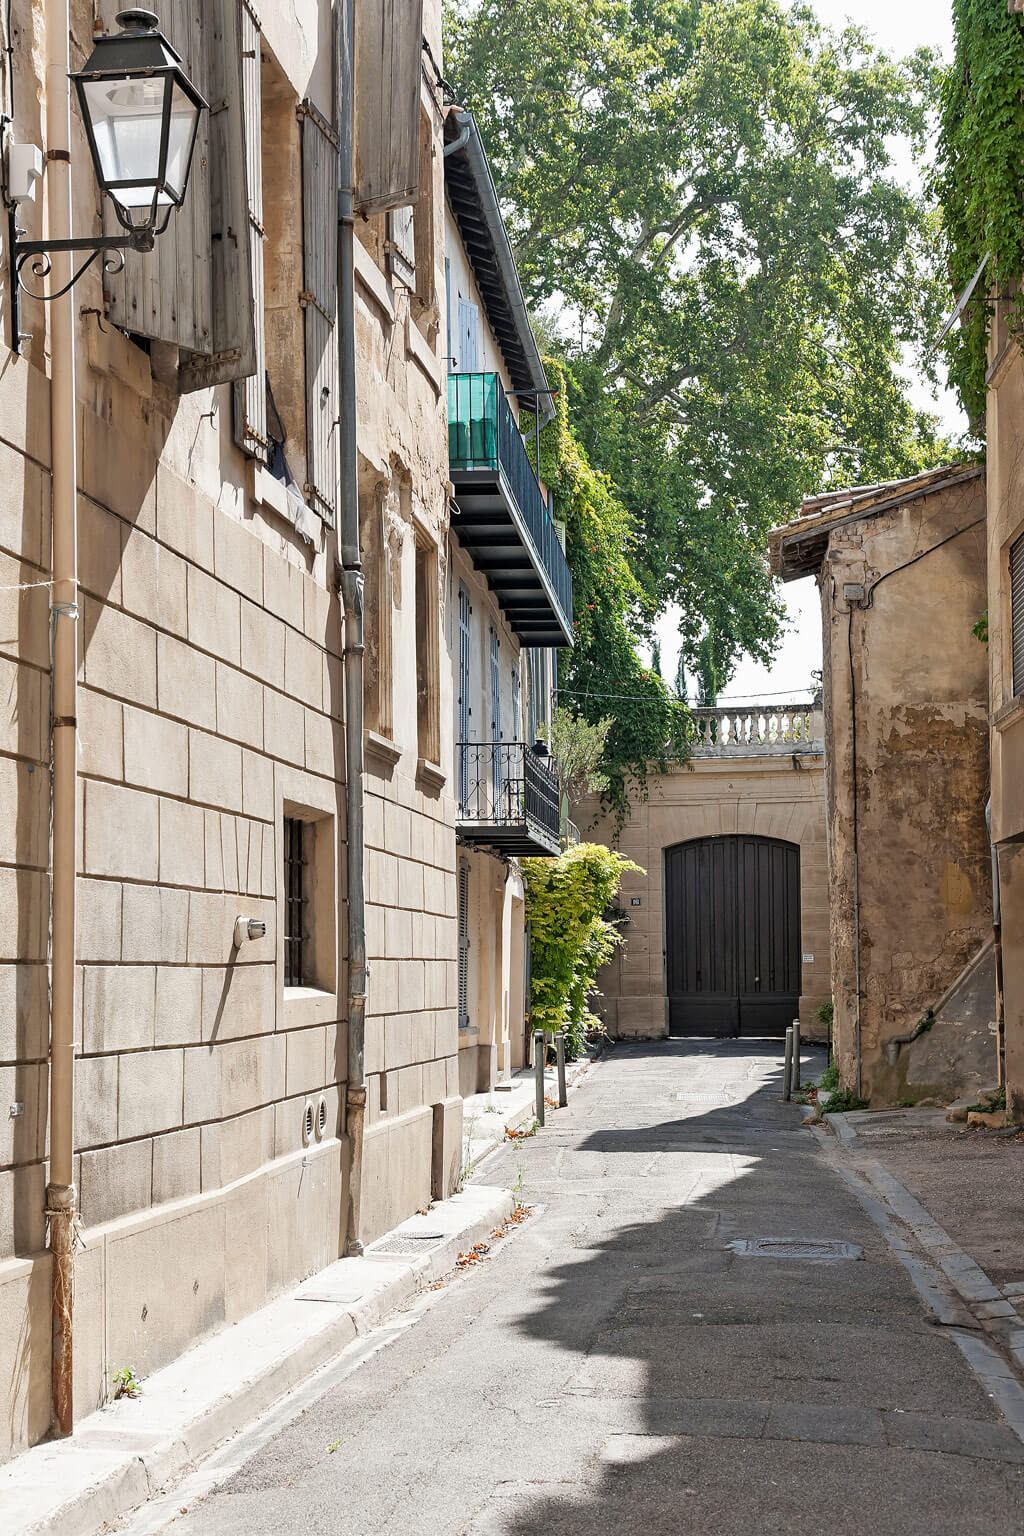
[{"left": 457, "top": 742, "right": 561, "bottom": 857}]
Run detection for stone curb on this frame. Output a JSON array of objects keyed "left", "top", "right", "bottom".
[
  {"left": 822, "top": 1113, "right": 1024, "bottom": 1421},
  {"left": 2, "top": 1185, "right": 514, "bottom": 1536}
]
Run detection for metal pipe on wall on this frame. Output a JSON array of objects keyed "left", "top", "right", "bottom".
[
  {"left": 336, "top": 0, "right": 367, "bottom": 1255},
  {"left": 45, "top": 0, "right": 80, "bottom": 1437}
]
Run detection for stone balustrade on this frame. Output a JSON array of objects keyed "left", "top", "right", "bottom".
[{"left": 687, "top": 703, "right": 824, "bottom": 757}]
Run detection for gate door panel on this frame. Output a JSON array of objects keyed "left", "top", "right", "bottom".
[{"left": 665, "top": 836, "right": 800, "bottom": 1038}]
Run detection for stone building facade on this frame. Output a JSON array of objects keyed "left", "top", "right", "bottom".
[
  {"left": 983, "top": 297, "right": 1024, "bottom": 1125},
  {"left": 580, "top": 707, "right": 832, "bottom": 1045},
  {"left": 770, "top": 468, "right": 994, "bottom": 1104},
  {"left": 0, "top": 0, "right": 557, "bottom": 1459}
]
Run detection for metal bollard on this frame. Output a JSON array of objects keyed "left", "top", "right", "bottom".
[
  {"left": 791, "top": 1020, "right": 801, "bottom": 1093},
  {"left": 555, "top": 1030, "right": 567, "bottom": 1107},
  {"left": 534, "top": 1030, "right": 546, "bottom": 1126},
  {"left": 783, "top": 1026, "right": 793, "bottom": 1102}
]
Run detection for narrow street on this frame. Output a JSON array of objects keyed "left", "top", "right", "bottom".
[{"left": 127, "top": 1042, "right": 1024, "bottom": 1535}]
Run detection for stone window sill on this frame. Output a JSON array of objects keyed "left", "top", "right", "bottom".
[
  {"left": 365, "top": 730, "right": 402, "bottom": 770},
  {"left": 283, "top": 985, "right": 338, "bottom": 1028},
  {"left": 416, "top": 756, "right": 446, "bottom": 792}
]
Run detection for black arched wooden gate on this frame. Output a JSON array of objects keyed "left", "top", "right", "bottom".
[{"left": 665, "top": 835, "right": 801, "bottom": 1037}]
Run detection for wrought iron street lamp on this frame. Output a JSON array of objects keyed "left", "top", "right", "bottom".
[{"left": 8, "top": 9, "right": 207, "bottom": 351}]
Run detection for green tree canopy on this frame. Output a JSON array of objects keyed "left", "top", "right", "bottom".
[{"left": 445, "top": 0, "right": 952, "bottom": 683}]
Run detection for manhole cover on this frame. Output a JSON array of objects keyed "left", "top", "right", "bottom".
[
  {"left": 728, "top": 1238, "right": 862, "bottom": 1260},
  {"left": 675, "top": 1093, "right": 735, "bottom": 1105},
  {"left": 370, "top": 1233, "right": 446, "bottom": 1256}
]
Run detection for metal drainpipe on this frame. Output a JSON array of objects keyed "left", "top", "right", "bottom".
[
  {"left": 986, "top": 798, "right": 1005, "bottom": 1090},
  {"left": 336, "top": 0, "right": 366, "bottom": 1255},
  {"left": 45, "top": 0, "right": 80, "bottom": 1437}
]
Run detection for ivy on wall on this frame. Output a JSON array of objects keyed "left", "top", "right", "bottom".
[
  {"left": 529, "top": 359, "right": 691, "bottom": 823},
  {"left": 522, "top": 842, "right": 643, "bottom": 1058},
  {"left": 937, "top": 0, "right": 1024, "bottom": 421}
]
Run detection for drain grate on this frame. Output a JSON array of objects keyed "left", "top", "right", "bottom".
[
  {"left": 370, "top": 1232, "right": 447, "bottom": 1256},
  {"left": 675, "top": 1093, "right": 735, "bottom": 1105},
  {"left": 728, "top": 1238, "right": 862, "bottom": 1260}
]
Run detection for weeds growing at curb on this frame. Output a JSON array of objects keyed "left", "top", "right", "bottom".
[{"left": 111, "top": 1366, "right": 141, "bottom": 1400}]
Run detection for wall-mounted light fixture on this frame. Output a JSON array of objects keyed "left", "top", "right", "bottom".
[
  {"left": 233, "top": 916, "right": 268, "bottom": 949},
  {"left": 6, "top": 9, "right": 206, "bottom": 352}
]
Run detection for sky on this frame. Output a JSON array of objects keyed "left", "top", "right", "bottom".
[{"left": 655, "top": 0, "right": 963, "bottom": 706}]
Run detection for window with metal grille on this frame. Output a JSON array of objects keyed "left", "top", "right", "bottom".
[
  {"left": 284, "top": 817, "right": 306, "bottom": 987},
  {"left": 1012, "top": 531, "right": 1024, "bottom": 698}
]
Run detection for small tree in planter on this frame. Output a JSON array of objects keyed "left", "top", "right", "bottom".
[{"left": 522, "top": 843, "right": 643, "bottom": 1059}]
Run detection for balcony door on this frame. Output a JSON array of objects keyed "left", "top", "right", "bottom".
[
  {"left": 665, "top": 835, "right": 801, "bottom": 1038},
  {"left": 489, "top": 626, "right": 503, "bottom": 810}
]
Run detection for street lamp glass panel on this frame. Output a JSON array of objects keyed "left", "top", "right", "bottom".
[
  {"left": 81, "top": 75, "right": 171, "bottom": 206},
  {"left": 163, "top": 78, "right": 201, "bottom": 201}
]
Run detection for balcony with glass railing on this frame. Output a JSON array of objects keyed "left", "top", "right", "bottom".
[{"left": 447, "top": 373, "right": 573, "bottom": 648}]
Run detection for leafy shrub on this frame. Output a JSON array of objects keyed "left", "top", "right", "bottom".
[
  {"left": 821, "top": 1087, "right": 868, "bottom": 1114},
  {"left": 819, "top": 1059, "right": 840, "bottom": 1093},
  {"left": 815, "top": 1000, "right": 834, "bottom": 1029},
  {"left": 522, "top": 843, "right": 643, "bottom": 1058}
]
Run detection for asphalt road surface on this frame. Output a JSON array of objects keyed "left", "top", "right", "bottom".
[{"left": 128, "top": 1040, "right": 1024, "bottom": 1535}]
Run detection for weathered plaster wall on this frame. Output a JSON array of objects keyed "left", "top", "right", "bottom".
[
  {"left": 579, "top": 756, "right": 831, "bottom": 1040},
  {"left": 819, "top": 474, "right": 992, "bottom": 1104},
  {"left": 985, "top": 319, "right": 1024, "bottom": 1122}
]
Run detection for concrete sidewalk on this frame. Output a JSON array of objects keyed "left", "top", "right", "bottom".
[
  {"left": 460, "top": 1051, "right": 595, "bottom": 1172},
  {"left": 824, "top": 1105, "right": 1024, "bottom": 1381},
  {"left": 1, "top": 1183, "right": 513, "bottom": 1536}
]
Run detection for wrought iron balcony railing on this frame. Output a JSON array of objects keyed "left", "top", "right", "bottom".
[
  {"left": 457, "top": 740, "right": 561, "bottom": 856},
  {"left": 447, "top": 372, "right": 573, "bottom": 646}
]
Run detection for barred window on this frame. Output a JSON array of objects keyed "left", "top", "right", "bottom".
[
  {"left": 284, "top": 816, "right": 306, "bottom": 987},
  {"left": 1012, "top": 530, "right": 1024, "bottom": 699}
]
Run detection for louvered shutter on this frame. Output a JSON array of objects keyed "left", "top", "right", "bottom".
[
  {"left": 1012, "top": 531, "right": 1024, "bottom": 698},
  {"left": 231, "top": 0, "right": 267, "bottom": 458},
  {"left": 457, "top": 864, "right": 470, "bottom": 1030},
  {"left": 300, "top": 100, "right": 340, "bottom": 526},
  {"left": 354, "top": 0, "right": 424, "bottom": 213},
  {"left": 387, "top": 207, "right": 416, "bottom": 288},
  {"left": 97, "top": 0, "right": 255, "bottom": 388},
  {"left": 180, "top": 0, "right": 257, "bottom": 390}
]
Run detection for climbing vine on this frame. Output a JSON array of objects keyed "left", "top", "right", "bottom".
[
  {"left": 937, "top": 0, "right": 1024, "bottom": 421},
  {"left": 522, "top": 842, "right": 643, "bottom": 1058},
  {"left": 529, "top": 359, "right": 690, "bottom": 823}
]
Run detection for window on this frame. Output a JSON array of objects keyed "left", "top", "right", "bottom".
[
  {"left": 512, "top": 664, "right": 521, "bottom": 743},
  {"left": 284, "top": 817, "right": 305, "bottom": 987},
  {"left": 1012, "top": 530, "right": 1024, "bottom": 698},
  {"left": 457, "top": 584, "right": 472, "bottom": 806},
  {"left": 281, "top": 802, "right": 336, "bottom": 995},
  {"left": 415, "top": 536, "right": 441, "bottom": 765}
]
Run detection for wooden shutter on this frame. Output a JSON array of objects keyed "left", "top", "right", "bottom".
[
  {"left": 98, "top": 0, "right": 255, "bottom": 388},
  {"left": 354, "top": 0, "right": 424, "bottom": 213},
  {"left": 511, "top": 665, "right": 521, "bottom": 743},
  {"left": 387, "top": 207, "right": 416, "bottom": 288},
  {"left": 458, "top": 300, "right": 479, "bottom": 371},
  {"left": 457, "top": 863, "right": 470, "bottom": 1029},
  {"left": 232, "top": 0, "right": 268, "bottom": 460},
  {"left": 300, "top": 100, "right": 340, "bottom": 526},
  {"left": 1012, "top": 531, "right": 1024, "bottom": 698},
  {"left": 180, "top": 0, "right": 257, "bottom": 390}
]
